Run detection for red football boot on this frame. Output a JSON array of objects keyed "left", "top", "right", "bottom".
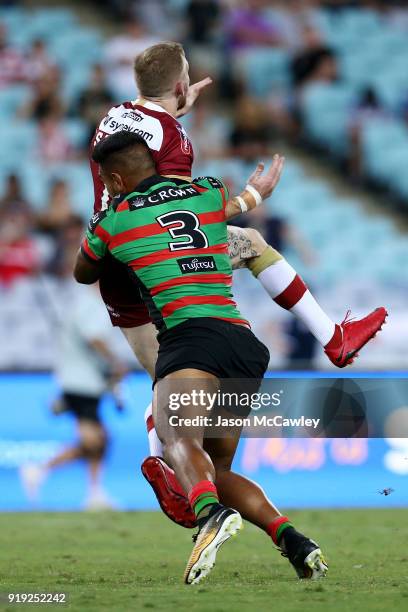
[
  {"left": 324, "top": 307, "right": 388, "bottom": 368},
  {"left": 141, "top": 456, "right": 197, "bottom": 528}
]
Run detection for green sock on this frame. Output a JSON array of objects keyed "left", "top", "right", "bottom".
[{"left": 193, "top": 492, "right": 219, "bottom": 519}]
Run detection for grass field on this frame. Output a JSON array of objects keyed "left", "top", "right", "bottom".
[{"left": 0, "top": 509, "right": 407, "bottom": 612}]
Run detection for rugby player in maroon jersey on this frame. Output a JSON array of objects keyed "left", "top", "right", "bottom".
[{"left": 88, "top": 42, "right": 387, "bottom": 529}]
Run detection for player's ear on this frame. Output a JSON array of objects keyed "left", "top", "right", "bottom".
[
  {"left": 175, "top": 80, "right": 185, "bottom": 97},
  {"left": 111, "top": 172, "right": 125, "bottom": 195}
]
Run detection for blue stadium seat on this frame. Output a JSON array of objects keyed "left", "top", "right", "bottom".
[
  {"left": 5, "top": 9, "right": 76, "bottom": 48},
  {"left": 63, "top": 119, "right": 90, "bottom": 148},
  {"left": 0, "top": 85, "right": 31, "bottom": 117},
  {"left": 62, "top": 66, "right": 93, "bottom": 103},
  {"left": 0, "top": 120, "right": 37, "bottom": 159},
  {"left": 361, "top": 118, "right": 408, "bottom": 179},
  {"left": 49, "top": 29, "right": 103, "bottom": 68},
  {"left": 239, "top": 48, "right": 290, "bottom": 97},
  {"left": 30, "top": 8, "right": 76, "bottom": 31},
  {"left": 301, "top": 83, "right": 356, "bottom": 153}
]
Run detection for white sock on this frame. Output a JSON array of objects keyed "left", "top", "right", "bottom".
[
  {"left": 144, "top": 403, "right": 163, "bottom": 457},
  {"left": 257, "top": 259, "right": 336, "bottom": 347},
  {"left": 291, "top": 291, "right": 336, "bottom": 346}
]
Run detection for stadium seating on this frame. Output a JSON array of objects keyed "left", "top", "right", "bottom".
[
  {"left": 0, "top": 5, "right": 405, "bottom": 369},
  {"left": 296, "top": 6, "right": 408, "bottom": 194},
  {"left": 238, "top": 48, "right": 290, "bottom": 97}
]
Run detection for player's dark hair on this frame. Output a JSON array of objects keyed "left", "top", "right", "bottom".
[
  {"left": 92, "top": 131, "right": 151, "bottom": 165},
  {"left": 92, "top": 131, "right": 155, "bottom": 177}
]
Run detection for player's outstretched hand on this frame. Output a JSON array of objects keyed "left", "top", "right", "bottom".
[
  {"left": 176, "top": 77, "right": 213, "bottom": 117},
  {"left": 247, "top": 155, "right": 285, "bottom": 201}
]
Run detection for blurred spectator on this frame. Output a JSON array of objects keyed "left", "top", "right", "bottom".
[
  {"left": 0, "top": 22, "right": 26, "bottom": 87},
  {"left": 37, "top": 179, "right": 74, "bottom": 235},
  {"left": 136, "top": 0, "right": 175, "bottom": 37},
  {"left": 229, "top": 94, "right": 271, "bottom": 161},
  {"left": 104, "top": 18, "right": 158, "bottom": 99},
  {"left": 0, "top": 174, "right": 29, "bottom": 215},
  {"left": 75, "top": 64, "right": 114, "bottom": 142},
  {"left": 277, "top": 2, "right": 324, "bottom": 50},
  {"left": 36, "top": 115, "right": 73, "bottom": 164},
  {"left": 20, "top": 282, "right": 126, "bottom": 511},
  {"left": 348, "top": 87, "right": 386, "bottom": 180},
  {"left": 225, "top": 0, "right": 283, "bottom": 51},
  {"left": 0, "top": 205, "right": 39, "bottom": 286},
  {"left": 19, "top": 71, "right": 65, "bottom": 120},
  {"left": 320, "top": 0, "right": 361, "bottom": 11},
  {"left": 292, "top": 46, "right": 338, "bottom": 90},
  {"left": 25, "top": 39, "right": 56, "bottom": 84},
  {"left": 398, "top": 90, "right": 408, "bottom": 126},
  {"left": 184, "top": 0, "right": 223, "bottom": 75},
  {"left": 49, "top": 214, "right": 85, "bottom": 278},
  {"left": 185, "top": 0, "right": 220, "bottom": 45}
]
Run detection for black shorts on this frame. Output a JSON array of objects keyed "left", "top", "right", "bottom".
[
  {"left": 155, "top": 317, "right": 270, "bottom": 383},
  {"left": 63, "top": 393, "right": 101, "bottom": 423}
]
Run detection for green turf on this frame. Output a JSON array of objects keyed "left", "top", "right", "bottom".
[{"left": 0, "top": 510, "right": 407, "bottom": 612}]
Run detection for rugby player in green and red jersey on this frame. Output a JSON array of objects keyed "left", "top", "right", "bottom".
[
  {"left": 75, "top": 131, "right": 328, "bottom": 584},
  {"left": 89, "top": 42, "right": 387, "bottom": 534}
]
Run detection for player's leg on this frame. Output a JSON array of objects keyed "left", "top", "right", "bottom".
[
  {"left": 20, "top": 446, "right": 83, "bottom": 502},
  {"left": 98, "top": 258, "right": 193, "bottom": 518},
  {"left": 19, "top": 394, "right": 100, "bottom": 502},
  {"left": 120, "top": 320, "right": 197, "bottom": 526},
  {"left": 121, "top": 322, "right": 158, "bottom": 380},
  {"left": 205, "top": 428, "right": 327, "bottom": 579},
  {"left": 204, "top": 431, "right": 280, "bottom": 529},
  {"left": 45, "top": 443, "right": 83, "bottom": 469},
  {"left": 142, "top": 402, "right": 197, "bottom": 527},
  {"left": 120, "top": 321, "right": 197, "bottom": 526},
  {"left": 153, "top": 368, "right": 242, "bottom": 584},
  {"left": 227, "top": 225, "right": 387, "bottom": 366},
  {"left": 77, "top": 418, "right": 111, "bottom": 509},
  {"left": 153, "top": 369, "right": 219, "bottom": 493}
]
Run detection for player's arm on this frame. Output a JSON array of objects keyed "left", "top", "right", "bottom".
[
  {"left": 225, "top": 155, "right": 285, "bottom": 220},
  {"left": 88, "top": 338, "right": 128, "bottom": 381},
  {"left": 74, "top": 211, "right": 111, "bottom": 284},
  {"left": 73, "top": 248, "right": 102, "bottom": 284}
]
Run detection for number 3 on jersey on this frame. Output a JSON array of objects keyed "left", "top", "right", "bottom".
[{"left": 157, "top": 210, "right": 209, "bottom": 251}]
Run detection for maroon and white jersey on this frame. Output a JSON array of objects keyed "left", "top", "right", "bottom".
[{"left": 90, "top": 100, "right": 194, "bottom": 212}]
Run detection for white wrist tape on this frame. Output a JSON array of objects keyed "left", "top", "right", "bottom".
[
  {"left": 236, "top": 195, "right": 248, "bottom": 213},
  {"left": 245, "top": 184, "right": 262, "bottom": 206}
]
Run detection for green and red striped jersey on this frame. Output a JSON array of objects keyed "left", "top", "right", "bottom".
[{"left": 82, "top": 175, "right": 248, "bottom": 332}]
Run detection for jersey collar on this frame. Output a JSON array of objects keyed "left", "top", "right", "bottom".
[
  {"left": 131, "top": 174, "right": 171, "bottom": 194},
  {"left": 132, "top": 99, "right": 172, "bottom": 116}
]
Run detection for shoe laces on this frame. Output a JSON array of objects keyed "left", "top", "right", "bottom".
[
  {"left": 192, "top": 530, "right": 201, "bottom": 543},
  {"left": 275, "top": 543, "right": 288, "bottom": 558},
  {"left": 341, "top": 309, "right": 355, "bottom": 327}
]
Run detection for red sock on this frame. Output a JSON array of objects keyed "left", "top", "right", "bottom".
[
  {"left": 188, "top": 480, "right": 219, "bottom": 518},
  {"left": 266, "top": 516, "right": 294, "bottom": 545},
  {"left": 273, "top": 275, "right": 307, "bottom": 309},
  {"left": 324, "top": 323, "right": 342, "bottom": 349},
  {"left": 146, "top": 413, "right": 154, "bottom": 434}
]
